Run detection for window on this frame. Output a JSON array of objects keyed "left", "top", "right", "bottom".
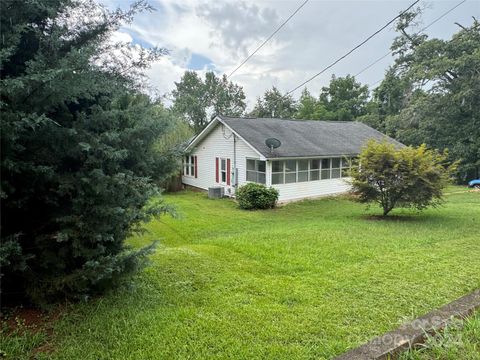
[
  {"left": 270, "top": 156, "right": 355, "bottom": 184},
  {"left": 246, "top": 159, "right": 266, "bottom": 184},
  {"left": 221, "top": 158, "right": 227, "bottom": 183},
  {"left": 285, "top": 160, "right": 296, "bottom": 183},
  {"left": 297, "top": 159, "right": 309, "bottom": 182},
  {"left": 183, "top": 155, "right": 195, "bottom": 176},
  {"left": 331, "top": 157, "right": 341, "bottom": 179},
  {"left": 272, "top": 160, "right": 284, "bottom": 184},
  {"left": 310, "top": 159, "right": 320, "bottom": 181},
  {"left": 341, "top": 157, "right": 351, "bottom": 177},
  {"left": 321, "top": 158, "right": 330, "bottom": 179}
]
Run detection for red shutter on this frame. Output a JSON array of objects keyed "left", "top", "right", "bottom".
[
  {"left": 215, "top": 157, "right": 219, "bottom": 183},
  {"left": 194, "top": 156, "right": 198, "bottom": 178},
  {"left": 226, "top": 159, "right": 231, "bottom": 185}
]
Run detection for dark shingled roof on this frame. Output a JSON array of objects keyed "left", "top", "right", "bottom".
[{"left": 219, "top": 115, "right": 403, "bottom": 158}]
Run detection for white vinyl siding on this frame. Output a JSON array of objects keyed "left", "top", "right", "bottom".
[
  {"left": 273, "top": 178, "right": 351, "bottom": 202},
  {"left": 182, "top": 123, "right": 260, "bottom": 196}
]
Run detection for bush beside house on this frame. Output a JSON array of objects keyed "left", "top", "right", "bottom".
[{"left": 236, "top": 183, "right": 279, "bottom": 210}]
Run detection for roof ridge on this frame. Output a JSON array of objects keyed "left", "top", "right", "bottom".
[
  {"left": 353, "top": 121, "right": 404, "bottom": 145},
  {"left": 220, "top": 115, "right": 360, "bottom": 124}
]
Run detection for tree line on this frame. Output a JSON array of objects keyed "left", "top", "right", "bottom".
[{"left": 172, "top": 10, "right": 479, "bottom": 181}]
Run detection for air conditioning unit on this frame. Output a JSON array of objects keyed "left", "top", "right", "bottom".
[{"left": 208, "top": 186, "right": 224, "bottom": 199}]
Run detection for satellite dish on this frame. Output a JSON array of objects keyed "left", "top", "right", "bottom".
[{"left": 265, "top": 138, "right": 281, "bottom": 152}]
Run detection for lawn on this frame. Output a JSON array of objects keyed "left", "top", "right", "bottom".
[{"left": 3, "top": 187, "right": 480, "bottom": 359}]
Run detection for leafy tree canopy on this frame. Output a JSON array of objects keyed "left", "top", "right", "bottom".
[
  {"left": 350, "top": 141, "right": 455, "bottom": 216},
  {"left": 387, "top": 10, "right": 480, "bottom": 179},
  {"left": 294, "top": 76, "right": 370, "bottom": 121},
  {"left": 249, "top": 86, "right": 297, "bottom": 119},
  {"left": 295, "top": 88, "right": 331, "bottom": 120},
  {"left": 172, "top": 71, "right": 246, "bottom": 133},
  {"left": 319, "top": 75, "right": 369, "bottom": 121}
]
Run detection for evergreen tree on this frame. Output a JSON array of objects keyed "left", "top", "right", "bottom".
[{"left": 1, "top": 0, "right": 178, "bottom": 304}]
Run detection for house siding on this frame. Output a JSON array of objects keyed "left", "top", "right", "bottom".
[
  {"left": 182, "top": 123, "right": 260, "bottom": 196},
  {"left": 272, "top": 179, "right": 350, "bottom": 202}
]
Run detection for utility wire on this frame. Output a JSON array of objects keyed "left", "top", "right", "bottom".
[
  {"left": 358, "top": 0, "right": 467, "bottom": 79},
  {"left": 355, "top": 51, "right": 392, "bottom": 78},
  {"left": 227, "top": 0, "right": 309, "bottom": 79},
  {"left": 369, "top": 78, "right": 383, "bottom": 88},
  {"left": 284, "top": 0, "right": 420, "bottom": 96}
]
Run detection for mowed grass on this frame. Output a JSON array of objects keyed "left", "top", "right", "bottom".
[{"left": 4, "top": 187, "right": 480, "bottom": 359}]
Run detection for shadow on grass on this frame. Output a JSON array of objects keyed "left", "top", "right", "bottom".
[{"left": 361, "top": 214, "right": 429, "bottom": 222}]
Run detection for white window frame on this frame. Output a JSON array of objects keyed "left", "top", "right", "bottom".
[
  {"left": 220, "top": 158, "right": 227, "bottom": 184},
  {"left": 297, "top": 159, "right": 309, "bottom": 183},
  {"left": 271, "top": 156, "right": 355, "bottom": 184},
  {"left": 271, "top": 160, "right": 285, "bottom": 185},
  {"left": 183, "top": 155, "right": 195, "bottom": 177},
  {"left": 246, "top": 158, "right": 266, "bottom": 184},
  {"left": 309, "top": 159, "right": 321, "bottom": 181}
]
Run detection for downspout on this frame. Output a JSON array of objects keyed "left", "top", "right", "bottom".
[{"left": 233, "top": 134, "right": 237, "bottom": 192}]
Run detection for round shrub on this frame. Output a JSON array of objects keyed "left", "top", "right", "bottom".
[{"left": 236, "top": 183, "right": 279, "bottom": 210}]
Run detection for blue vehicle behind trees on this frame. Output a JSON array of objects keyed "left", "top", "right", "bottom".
[{"left": 468, "top": 179, "right": 480, "bottom": 189}]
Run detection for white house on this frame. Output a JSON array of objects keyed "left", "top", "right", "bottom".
[{"left": 182, "top": 115, "right": 402, "bottom": 202}]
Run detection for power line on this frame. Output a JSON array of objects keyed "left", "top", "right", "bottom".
[
  {"left": 227, "top": 0, "right": 309, "bottom": 79},
  {"left": 369, "top": 78, "right": 383, "bottom": 88},
  {"left": 284, "top": 0, "right": 420, "bottom": 96},
  {"left": 358, "top": 0, "right": 467, "bottom": 79},
  {"left": 355, "top": 51, "right": 392, "bottom": 78}
]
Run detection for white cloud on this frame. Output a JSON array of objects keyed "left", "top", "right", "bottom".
[
  {"left": 100, "top": 0, "right": 479, "bottom": 110},
  {"left": 110, "top": 30, "right": 133, "bottom": 44},
  {"left": 195, "top": 1, "right": 280, "bottom": 59}
]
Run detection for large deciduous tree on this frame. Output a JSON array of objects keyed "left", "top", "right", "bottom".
[
  {"left": 294, "top": 76, "right": 370, "bottom": 121},
  {"left": 318, "top": 75, "right": 369, "bottom": 121},
  {"left": 295, "top": 88, "right": 331, "bottom": 120},
  {"left": 357, "top": 69, "right": 414, "bottom": 133},
  {"left": 249, "top": 86, "right": 297, "bottom": 118},
  {"left": 0, "top": 0, "right": 178, "bottom": 304},
  {"left": 382, "top": 10, "right": 480, "bottom": 180},
  {"left": 172, "top": 71, "right": 246, "bottom": 133}
]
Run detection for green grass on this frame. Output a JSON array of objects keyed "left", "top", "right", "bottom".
[
  {"left": 399, "top": 312, "right": 480, "bottom": 360},
  {"left": 2, "top": 187, "right": 480, "bottom": 359},
  {"left": 0, "top": 325, "right": 47, "bottom": 359}
]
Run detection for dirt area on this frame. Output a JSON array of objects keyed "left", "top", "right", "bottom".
[{"left": 1, "top": 306, "right": 64, "bottom": 356}]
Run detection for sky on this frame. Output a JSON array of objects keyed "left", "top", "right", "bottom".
[{"left": 101, "top": 0, "right": 479, "bottom": 109}]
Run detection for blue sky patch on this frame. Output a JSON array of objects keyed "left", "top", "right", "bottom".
[
  {"left": 188, "top": 53, "right": 215, "bottom": 71},
  {"left": 121, "top": 28, "right": 154, "bottom": 49}
]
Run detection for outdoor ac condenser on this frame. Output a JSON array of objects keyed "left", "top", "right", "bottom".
[{"left": 208, "top": 186, "right": 224, "bottom": 199}]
